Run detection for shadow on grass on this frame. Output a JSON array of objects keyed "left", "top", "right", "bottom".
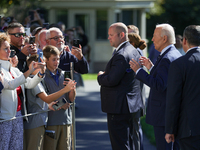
[{"left": 141, "top": 116, "right": 156, "bottom": 146}]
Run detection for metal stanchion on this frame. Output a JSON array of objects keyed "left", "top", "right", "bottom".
[{"left": 70, "top": 62, "right": 76, "bottom": 150}]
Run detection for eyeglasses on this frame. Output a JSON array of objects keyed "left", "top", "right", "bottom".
[
  {"left": 49, "top": 36, "right": 64, "bottom": 41},
  {"left": 9, "top": 33, "right": 26, "bottom": 38}
]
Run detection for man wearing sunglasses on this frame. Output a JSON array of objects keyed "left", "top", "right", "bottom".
[{"left": 7, "top": 23, "right": 37, "bottom": 72}]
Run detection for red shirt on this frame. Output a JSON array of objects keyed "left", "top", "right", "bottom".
[{"left": 10, "top": 72, "right": 22, "bottom": 112}]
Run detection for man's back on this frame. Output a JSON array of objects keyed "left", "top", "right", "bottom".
[{"left": 166, "top": 47, "right": 200, "bottom": 139}]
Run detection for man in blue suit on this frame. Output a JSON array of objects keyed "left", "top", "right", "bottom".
[
  {"left": 165, "top": 25, "right": 200, "bottom": 150},
  {"left": 97, "top": 22, "right": 144, "bottom": 150},
  {"left": 129, "top": 23, "right": 181, "bottom": 150}
]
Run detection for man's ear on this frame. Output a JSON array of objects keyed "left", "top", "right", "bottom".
[
  {"left": 120, "top": 32, "right": 125, "bottom": 38},
  {"left": 163, "top": 35, "right": 168, "bottom": 43}
]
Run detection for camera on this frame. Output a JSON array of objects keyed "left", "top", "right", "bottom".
[
  {"left": 73, "top": 39, "right": 80, "bottom": 47},
  {"left": 29, "top": 36, "right": 35, "bottom": 44}
]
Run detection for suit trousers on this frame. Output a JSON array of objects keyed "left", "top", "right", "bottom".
[
  {"left": 179, "top": 135, "right": 200, "bottom": 150},
  {"left": 107, "top": 111, "right": 141, "bottom": 150},
  {"left": 153, "top": 126, "right": 180, "bottom": 150},
  {"left": 43, "top": 124, "right": 71, "bottom": 150}
]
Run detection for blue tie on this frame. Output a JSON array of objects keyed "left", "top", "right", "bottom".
[{"left": 112, "top": 49, "right": 117, "bottom": 56}]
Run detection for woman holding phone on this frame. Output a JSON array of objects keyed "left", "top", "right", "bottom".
[{"left": 0, "top": 32, "right": 45, "bottom": 150}]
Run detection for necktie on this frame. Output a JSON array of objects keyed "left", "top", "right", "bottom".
[
  {"left": 156, "top": 55, "right": 161, "bottom": 62},
  {"left": 112, "top": 49, "right": 117, "bottom": 56}
]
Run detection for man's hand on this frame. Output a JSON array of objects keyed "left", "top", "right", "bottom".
[
  {"left": 29, "top": 43, "right": 37, "bottom": 55},
  {"left": 21, "top": 44, "right": 31, "bottom": 56},
  {"left": 98, "top": 71, "right": 104, "bottom": 76},
  {"left": 129, "top": 59, "right": 141, "bottom": 73},
  {"left": 71, "top": 45, "right": 83, "bottom": 60},
  {"left": 165, "top": 133, "right": 175, "bottom": 143},
  {"left": 139, "top": 56, "right": 153, "bottom": 70},
  {"left": 10, "top": 56, "right": 18, "bottom": 67}
]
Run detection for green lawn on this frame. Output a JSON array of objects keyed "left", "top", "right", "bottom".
[
  {"left": 82, "top": 73, "right": 156, "bottom": 145},
  {"left": 82, "top": 73, "right": 98, "bottom": 80}
]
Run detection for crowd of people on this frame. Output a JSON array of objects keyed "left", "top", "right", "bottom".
[{"left": 0, "top": 12, "right": 89, "bottom": 150}]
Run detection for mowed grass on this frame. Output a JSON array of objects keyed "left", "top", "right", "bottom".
[{"left": 82, "top": 73, "right": 98, "bottom": 80}]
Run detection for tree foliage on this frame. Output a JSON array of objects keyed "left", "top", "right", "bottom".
[{"left": 147, "top": 0, "right": 200, "bottom": 41}]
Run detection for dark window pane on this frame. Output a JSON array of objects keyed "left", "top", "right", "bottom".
[
  {"left": 122, "top": 10, "right": 133, "bottom": 25},
  {"left": 96, "top": 10, "right": 108, "bottom": 40}
]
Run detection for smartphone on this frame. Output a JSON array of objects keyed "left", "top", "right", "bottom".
[
  {"left": 38, "top": 52, "right": 43, "bottom": 62},
  {"left": 52, "top": 97, "right": 67, "bottom": 110},
  {"left": 45, "top": 130, "right": 55, "bottom": 139},
  {"left": 29, "top": 36, "right": 35, "bottom": 44},
  {"left": 73, "top": 39, "right": 80, "bottom": 47},
  {"left": 43, "top": 23, "right": 49, "bottom": 29},
  {"left": 10, "top": 50, "right": 16, "bottom": 58},
  {"left": 64, "top": 71, "right": 71, "bottom": 81}
]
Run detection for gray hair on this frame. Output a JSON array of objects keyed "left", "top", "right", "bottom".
[
  {"left": 156, "top": 24, "right": 176, "bottom": 44},
  {"left": 46, "top": 27, "right": 62, "bottom": 39}
]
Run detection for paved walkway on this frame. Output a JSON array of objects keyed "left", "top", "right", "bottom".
[{"left": 75, "top": 80, "right": 156, "bottom": 150}]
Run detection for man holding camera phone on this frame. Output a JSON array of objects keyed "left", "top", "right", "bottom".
[
  {"left": 46, "top": 27, "right": 89, "bottom": 74},
  {"left": 7, "top": 22, "right": 37, "bottom": 72}
]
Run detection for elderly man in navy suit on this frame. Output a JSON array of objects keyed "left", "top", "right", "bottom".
[
  {"left": 165, "top": 25, "right": 200, "bottom": 150},
  {"left": 129, "top": 23, "right": 181, "bottom": 150},
  {"left": 97, "top": 22, "right": 144, "bottom": 150}
]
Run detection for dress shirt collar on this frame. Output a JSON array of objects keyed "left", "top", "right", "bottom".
[
  {"left": 116, "top": 41, "right": 128, "bottom": 51},
  {"left": 186, "top": 46, "right": 199, "bottom": 53},
  {"left": 49, "top": 69, "right": 60, "bottom": 86},
  {"left": 160, "top": 44, "right": 174, "bottom": 55}
]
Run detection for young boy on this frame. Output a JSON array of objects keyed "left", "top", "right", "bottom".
[
  {"left": 24, "top": 54, "right": 76, "bottom": 150},
  {"left": 42, "top": 45, "right": 76, "bottom": 150}
]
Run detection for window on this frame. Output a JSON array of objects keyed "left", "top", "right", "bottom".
[{"left": 96, "top": 10, "right": 108, "bottom": 40}]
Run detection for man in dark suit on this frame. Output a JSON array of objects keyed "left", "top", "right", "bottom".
[
  {"left": 97, "top": 22, "right": 144, "bottom": 150},
  {"left": 165, "top": 25, "right": 200, "bottom": 150},
  {"left": 129, "top": 23, "right": 181, "bottom": 150}
]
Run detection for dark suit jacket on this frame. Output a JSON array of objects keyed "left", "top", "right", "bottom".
[
  {"left": 97, "top": 42, "right": 143, "bottom": 114},
  {"left": 59, "top": 50, "right": 89, "bottom": 74},
  {"left": 165, "top": 47, "right": 200, "bottom": 139},
  {"left": 136, "top": 45, "right": 181, "bottom": 126}
]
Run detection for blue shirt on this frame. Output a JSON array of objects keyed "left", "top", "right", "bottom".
[{"left": 49, "top": 70, "right": 60, "bottom": 86}]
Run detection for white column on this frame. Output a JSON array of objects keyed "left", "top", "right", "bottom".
[{"left": 48, "top": 9, "right": 56, "bottom": 23}]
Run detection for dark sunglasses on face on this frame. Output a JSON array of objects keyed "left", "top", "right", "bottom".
[{"left": 9, "top": 33, "right": 26, "bottom": 38}]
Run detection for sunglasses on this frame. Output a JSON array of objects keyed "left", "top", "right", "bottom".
[{"left": 9, "top": 33, "right": 26, "bottom": 38}]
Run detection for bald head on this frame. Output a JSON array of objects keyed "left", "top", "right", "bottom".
[{"left": 110, "top": 22, "right": 128, "bottom": 40}]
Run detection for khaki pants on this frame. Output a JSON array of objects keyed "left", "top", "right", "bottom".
[
  {"left": 24, "top": 126, "right": 45, "bottom": 150},
  {"left": 43, "top": 125, "right": 71, "bottom": 150}
]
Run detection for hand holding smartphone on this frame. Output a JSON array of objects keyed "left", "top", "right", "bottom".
[
  {"left": 52, "top": 97, "right": 68, "bottom": 110},
  {"left": 38, "top": 52, "right": 43, "bottom": 62}
]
